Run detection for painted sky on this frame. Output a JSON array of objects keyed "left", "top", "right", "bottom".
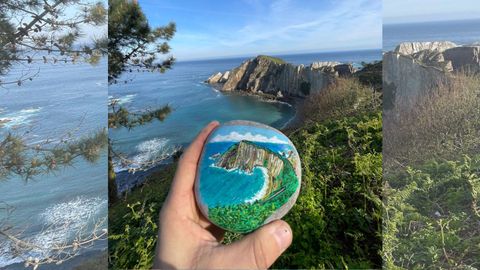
[
  {"left": 138, "top": 0, "right": 382, "bottom": 61},
  {"left": 384, "top": 0, "right": 480, "bottom": 24},
  {"left": 209, "top": 125, "right": 290, "bottom": 144}
]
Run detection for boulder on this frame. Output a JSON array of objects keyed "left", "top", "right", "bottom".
[
  {"left": 206, "top": 72, "right": 223, "bottom": 84},
  {"left": 443, "top": 46, "right": 480, "bottom": 73},
  {"left": 218, "top": 71, "right": 230, "bottom": 83}
]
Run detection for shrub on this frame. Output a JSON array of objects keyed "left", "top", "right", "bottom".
[
  {"left": 384, "top": 156, "right": 480, "bottom": 269},
  {"left": 274, "top": 112, "right": 383, "bottom": 269},
  {"left": 300, "top": 77, "right": 381, "bottom": 124},
  {"left": 384, "top": 72, "right": 480, "bottom": 171}
]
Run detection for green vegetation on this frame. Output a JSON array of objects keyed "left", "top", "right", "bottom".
[
  {"left": 383, "top": 73, "right": 480, "bottom": 269},
  {"left": 108, "top": 74, "right": 383, "bottom": 269},
  {"left": 258, "top": 55, "right": 286, "bottom": 64},
  {"left": 208, "top": 146, "right": 299, "bottom": 233}
]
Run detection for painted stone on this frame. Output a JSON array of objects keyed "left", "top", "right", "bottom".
[{"left": 195, "top": 120, "right": 301, "bottom": 233}]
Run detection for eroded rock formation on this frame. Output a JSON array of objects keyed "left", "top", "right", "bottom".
[{"left": 206, "top": 55, "right": 355, "bottom": 97}]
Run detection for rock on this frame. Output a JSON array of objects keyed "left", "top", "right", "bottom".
[
  {"left": 218, "top": 70, "right": 230, "bottom": 83},
  {"left": 208, "top": 55, "right": 336, "bottom": 97},
  {"left": 411, "top": 49, "right": 453, "bottom": 71},
  {"left": 195, "top": 120, "right": 301, "bottom": 233},
  {"left": 394, "top": 41, "right": 457, "bottom": 55},
  {"left": 443, "top": 46, "right": 480, "bottom": 73},
  {"left": 276, "top": 91, "right": 283, "bottom": 98},
  {"left": 310, "top": 62, "right": 355, "bottom": 76},
  {"left": 206, "top": 72, "right": 223, "bottom": 84}
]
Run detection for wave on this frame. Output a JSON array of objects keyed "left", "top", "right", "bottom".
[
  {"left": 113, "top": 137, "right": 178, "bottom": 173},
  {"left": 245, "top": 167, "right": 269, "bottom": 204},
  {"left": 108, "top": 94, "right": 137, "bottom": 106},
  {"left": 0, "top": 107, "right": 42, "bottom": 128},
  {"left": 0, "top": 196, "right": 107, "bottom": 268}
]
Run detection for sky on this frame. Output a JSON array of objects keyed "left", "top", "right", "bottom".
[
  {"left": 138, "top": 0, "right": 382, "bottom": 61},
  {"left": 384, "top": 0, "right": 480, "bottom": 24}
]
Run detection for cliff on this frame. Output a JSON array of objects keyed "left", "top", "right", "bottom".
[
  {"left": 384, "top": 41, "right": 480, "bottom": 111},
  {"left": 206, "top": 55, "right": 355, "bottom": 97}
]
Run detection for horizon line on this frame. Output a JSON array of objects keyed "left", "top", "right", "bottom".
[{"left": 176, "top": 47, "right": 382, "bottom": 63}]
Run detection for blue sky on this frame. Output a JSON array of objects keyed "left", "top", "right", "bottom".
[
  {"left": 138, "top": 0, "right": 382, "bottom": 61},
  {"left": 384, "top": 0, "right": 480, "bottom": 24}
]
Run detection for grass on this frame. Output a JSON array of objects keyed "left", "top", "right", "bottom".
[{"left": 257, "top": 55, "right": 286, "bottom": 64}]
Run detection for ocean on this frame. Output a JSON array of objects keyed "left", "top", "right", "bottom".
[
  {"left": 383, "top": 18, "right": 480, "bottom": 51},
  {"left": 0, "top": 59, "right": 107, "bottom": 268},
  {"left": 109, "top": 49, "right": 381, "bottom": 192}
]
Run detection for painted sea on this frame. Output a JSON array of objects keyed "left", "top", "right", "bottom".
[
  {"left": 383, "top": 18, "right": 480, "bottom": 51},
  {"left": 109, "top": 49, "right": 381, "bottom": 193},
  {"left": 0, "top": 59, "right": 107, "bottom": 269}
]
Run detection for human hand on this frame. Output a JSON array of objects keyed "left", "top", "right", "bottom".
[{"left": 154, "top": 121, "right": 292, "bottom": 269}]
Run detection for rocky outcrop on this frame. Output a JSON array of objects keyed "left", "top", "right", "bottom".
[
  {"left": 205, "top": 55, "right": 353, "bottom": 97},
  {"left": 394, "top": 41, "right": 457, "bottom": 55},
  {"left": 216, "top": 140, "right": 284, "bottom": 177},
  {"left": 384, "top": 41, "right": 480, "bottom": 111}
]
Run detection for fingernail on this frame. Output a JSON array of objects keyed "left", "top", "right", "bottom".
[{"left": 273, "top": 225, "right": 291, "bottom": 250}]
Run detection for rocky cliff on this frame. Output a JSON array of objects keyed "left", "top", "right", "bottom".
[
  {"left": 206, "top": 55, "right": 355, "bottom": 97},
  {"left": 384, "top": 41, "right": 480, "bottom": 111}
]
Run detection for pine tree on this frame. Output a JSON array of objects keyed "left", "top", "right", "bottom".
[{"left": 107, "top": 0, "right": 176, "bottom": 204}]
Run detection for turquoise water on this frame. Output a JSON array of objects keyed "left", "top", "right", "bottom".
[{"left": 109, "top": 50, "right": 381, "bottom": 192}]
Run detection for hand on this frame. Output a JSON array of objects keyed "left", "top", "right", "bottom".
[{"left": 154, "top": 121, "right": 292, "bottom": 269}]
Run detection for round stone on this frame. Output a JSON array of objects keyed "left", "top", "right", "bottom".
[{"left": 195, "top": 120, "right": 301, "bottom": 233}]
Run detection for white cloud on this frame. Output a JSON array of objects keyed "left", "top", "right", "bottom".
[{"left": 210, "top": 131, "right": 289, "bottom": 144}]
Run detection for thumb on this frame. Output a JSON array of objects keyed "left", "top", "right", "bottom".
[{"left": 217, "top": 220, "right": 292, "bottom": 269}]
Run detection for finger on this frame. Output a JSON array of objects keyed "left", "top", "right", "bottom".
[
  {"left": 170, "top": 121, "right": 219, "bottom": 196},
  {"left": 216, "top": 220, "right": 292, "bottom": 269}
]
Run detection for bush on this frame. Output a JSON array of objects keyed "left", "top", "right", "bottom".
[
  {"left": 384, "top": 72, "right": 480, "bottom": 171},
  {"left": 300, "top": 77, "right": 381, "bottom": 124},
  {"left": 274, "top": 112, "right": 383, "bottom": 268},
  {"left": 384, "top": 156, "right": 480, "bottom": 269}
]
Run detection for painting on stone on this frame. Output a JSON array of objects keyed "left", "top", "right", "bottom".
[{"left": 195, "top": 120, "right": 301, "bottom": 233}]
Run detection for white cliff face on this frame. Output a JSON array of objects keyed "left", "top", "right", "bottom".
[
  {"left": 206, "top": 56, "right": 344, "bottom": 97},
  {"left": 384, "top": 42, "right": 480, "bottom": 112}
]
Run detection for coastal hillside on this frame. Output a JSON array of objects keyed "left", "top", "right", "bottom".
[{"left": 205, "top": 55, "right": 356, "bottom": 97}]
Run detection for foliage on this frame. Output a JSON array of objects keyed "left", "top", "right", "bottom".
[
  {"left": 383, "top": 155, "right": 480, "bottom": 269},
  {"left": 383, "top": 71, "right": 480, "bottom": 269},
  {"left": 355, "top": 60, "right": 382, "bottom": 90},
  {"left": 273, "top": 112, "right": 383, "bottom": 269},
  {"left": 0, "top": 129, "right": 107, "bottom": 180},
  {"left": 107, "top": 0, "right": 176, "bottom": 204},
  {"left": 0, "top": 0, "right": 107, "bottom": 86},
  {"left": 109, "top": 164, "right": 176, "bottom": 269},
  {"left": 108, "top": 0, "right": 176, "bottom": 84},
  {"left": 257, "top": 55, "right": 286, "bottom": 64},
  {"left": 301, "top": 77, "right": 381, "bottom": 124},
  {"left": 384, "top": 72, "right": 480, "bottom": 171}
]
